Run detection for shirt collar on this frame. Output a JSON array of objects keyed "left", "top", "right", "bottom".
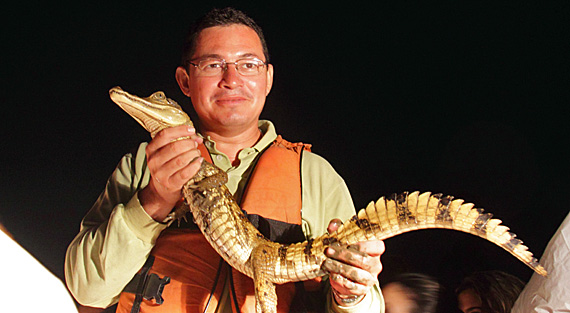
[
  {"left": 200, "top": 120, "right": 277, "bottom": 155},
  {"left": 254, "top": 120, "right": 277, "bottom": 152}
]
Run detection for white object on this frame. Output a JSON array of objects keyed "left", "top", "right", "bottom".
[
  {"left": 0, "top": 228, "right": 79, "bottom": 313},
  {"left": 512, "top": 212, "right": 570, "bottom": 312}
]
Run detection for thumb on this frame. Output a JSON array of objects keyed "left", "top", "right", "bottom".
[{"left": 327, "top": 218, "right": 343, "bottom": 234}]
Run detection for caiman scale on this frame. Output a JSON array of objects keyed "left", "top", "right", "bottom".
[{"left": 109, "top": 86, "right": 547, "bottom": 313}]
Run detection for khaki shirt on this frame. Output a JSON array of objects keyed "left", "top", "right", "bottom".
[{"left": 65, "top": 120, "right": 384, "bottom": 312}]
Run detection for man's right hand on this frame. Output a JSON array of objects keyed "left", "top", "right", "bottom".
[{"left": 138, "top": 125, "right": 204, "bottom": 222}]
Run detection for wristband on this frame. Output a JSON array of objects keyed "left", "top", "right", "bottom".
[{"left": 331, "top": 286, "right": 364, "bottom": 305}]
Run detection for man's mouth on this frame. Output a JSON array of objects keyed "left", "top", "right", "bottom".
[{"left": 213, "top": 93, "right": 251, "bottom": 106}]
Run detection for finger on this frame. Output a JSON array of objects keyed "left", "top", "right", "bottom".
[
  {"left": 322, "top": 253, "right": 378, "bottom": 288},
  {"left": 169, "top": 154, "right": 204, "bottom": 187},
  {"left": 328, "top": 272, "right": 367, "bottom": 296},
  {"left": 327, "top": 218, "right": 343, "bottom": 234},
  {"left": 156, "top": 148, "right": 203, "bottom": 189},
  {"left": 346, "top": 241, "right": 384, "bottom": 277},
  {"left": 325, "top": 244, "right": 380, "bottom": 283},
  {"left": 147, "top": 126, "right": 198, "bottom": 153},
  {"left": 353, "top": 240, "right": 385, "bottom": 258},
  {"left": 146, "top": 135, "right": 199, "bottom": 171},
  {"left": 327, "top": 241, "right": 384, "bottom": 271}
]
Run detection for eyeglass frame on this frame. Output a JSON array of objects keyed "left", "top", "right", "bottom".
[{"left": 186, "top": 57, "right": 268, "bottom": 77}]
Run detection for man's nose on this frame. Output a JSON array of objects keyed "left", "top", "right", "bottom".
[{"left": 219, "top": 64, "right": 244, "bottom": 89}]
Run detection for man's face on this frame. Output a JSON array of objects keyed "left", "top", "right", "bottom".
[{"left": 180, "top": 24, "right": 273, "bottom": 133}]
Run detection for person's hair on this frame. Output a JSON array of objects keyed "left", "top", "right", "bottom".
[
  {"left": 180, "top": 7, "right": 270, "bottom": 68},
  {"left": 456, "top": 270, "right": 525, "bottom": 313},
  {"left": 386, "top": 273, "right": 440, "bottom": 313}
]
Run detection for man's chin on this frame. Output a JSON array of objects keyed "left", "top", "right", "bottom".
[{"left": 211, "top": 115, "right": 255, "bottom": 130}]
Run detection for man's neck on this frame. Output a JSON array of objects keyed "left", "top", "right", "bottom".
[{"left": 200, "top": 123, "right": 262, "bottom": 165}]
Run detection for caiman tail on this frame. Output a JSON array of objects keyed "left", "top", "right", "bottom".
[{"left": 109, "top": 86, "right": 547, "bottom": 313}]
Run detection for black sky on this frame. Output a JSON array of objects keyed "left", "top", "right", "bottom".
[{"left": 2, "top": 2, "right": 569, "bottom": 310}]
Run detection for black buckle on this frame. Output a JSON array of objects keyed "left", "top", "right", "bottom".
[
  {"left": 144, "top": 273, "right": 171, "bottom": 304},
  {"left": 124, "top": 272, "right": 171, "bottom": 304},
  {"left": 124, "top": 256, "right": 171, "bottom": 313}
]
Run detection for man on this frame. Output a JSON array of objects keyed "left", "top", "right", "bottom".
[{"left": 65, "top": 7, "right": 385, "bottom": 313}]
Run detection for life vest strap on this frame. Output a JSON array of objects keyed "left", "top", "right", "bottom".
[{"left": 123, "top": 256, "right": 171, "bottom": 313}]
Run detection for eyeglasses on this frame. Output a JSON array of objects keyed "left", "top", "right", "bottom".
[{"left": 188, "top": 58, "right": 267, "bottom": 77}]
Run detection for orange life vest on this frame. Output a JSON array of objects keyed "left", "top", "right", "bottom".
[{"left": 117, "top": 136, "right": 317, "bottom": 313}]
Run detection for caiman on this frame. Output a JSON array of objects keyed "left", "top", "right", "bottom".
[{"left": 109, "top": 86, "right": 547, "bottom": 313}]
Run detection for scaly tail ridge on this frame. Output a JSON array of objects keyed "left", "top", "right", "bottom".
[{"left": 330, "top": 191, "right": 546, "bottom": 276}]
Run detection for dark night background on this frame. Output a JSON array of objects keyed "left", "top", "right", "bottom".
[{"left": 1, "top": 1, "right": 569, "bottom": 311}]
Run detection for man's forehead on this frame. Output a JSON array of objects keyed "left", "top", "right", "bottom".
[{"left": 193, "top": 24, "right": 264, "bottom": 60}]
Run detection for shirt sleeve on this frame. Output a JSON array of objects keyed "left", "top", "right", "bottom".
[
  {"left": 300, "top": 151, "right": 385, "bottom": 313},
  {"left": 64, "top": 143, "right": 168, "bottom": 308}
]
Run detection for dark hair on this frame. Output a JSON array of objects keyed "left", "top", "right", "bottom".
[
  {"left": 456, "top": 270, "right": 524, "bottom": 313},
  {"left": 386, "top": 273, "right": 440, "bottom": 313},
  {"left": 180, "top": 7, "right": 270, "bottom": 67}
]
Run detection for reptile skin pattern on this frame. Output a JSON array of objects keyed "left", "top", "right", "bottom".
[{"left": 109, "top": 86, "right": 547, "bottom": 313}]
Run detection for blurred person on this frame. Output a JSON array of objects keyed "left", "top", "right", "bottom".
[
  {"left": 456, "top": 270, "right": 524, "bottom": 313},
  {"left": 382, "top": 273, "right": 440, "bottom": 313}
]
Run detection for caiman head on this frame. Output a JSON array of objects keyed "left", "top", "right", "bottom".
[{"left": 109, "top": 86, "right": 193, "bottom": 138}]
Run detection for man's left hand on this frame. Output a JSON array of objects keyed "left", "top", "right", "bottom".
[{"left": 323, "top": 219, "right": 385, "bottom": 306}]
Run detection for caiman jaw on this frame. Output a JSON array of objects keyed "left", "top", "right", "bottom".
[{"left": 109, "top": 86, "right": 193, "bottom": 138}]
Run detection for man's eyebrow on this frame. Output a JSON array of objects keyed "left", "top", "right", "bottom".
[
  {"left": 238, "top": 53, "right": 263, "bottom": 59},
  {"left": 193, "top": 53, "right": 263, "bottom": 60},
  {"left": 192, "top": 53, "right": 224, "bottom": 61}
]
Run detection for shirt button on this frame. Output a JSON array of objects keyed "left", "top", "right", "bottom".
[{"left": 216, "top": 155, "right": 224, "bottom": 161}]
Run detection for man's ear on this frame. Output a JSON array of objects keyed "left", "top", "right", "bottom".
[
  {"left": 265, "top": 64, "right": 274, "bottom": 96},
  {"left": 175, "top": 66, "right": 192, "bottom": 97}
]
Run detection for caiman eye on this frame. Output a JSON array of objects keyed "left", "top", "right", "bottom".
[{"left": 153, "top": 92, "right": 165, "bottom": 100}]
